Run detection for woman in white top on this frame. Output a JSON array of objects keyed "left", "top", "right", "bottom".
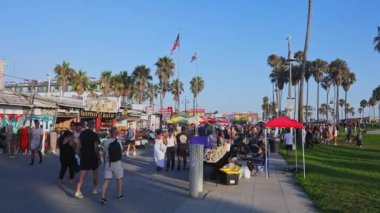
[
  {"left": 154, "top": 129, "right": 167, "bottom": 172},
  {"left": 165, "top": 129, "right": 177, "bottom": 171}
]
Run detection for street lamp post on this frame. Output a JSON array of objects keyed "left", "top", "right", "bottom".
[{"left": 47, "top": 73, "right": 51, "bottom": 97}]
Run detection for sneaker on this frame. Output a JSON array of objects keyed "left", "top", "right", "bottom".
[
  {"left": 133, "top": 151, "right": 136, "bottom": 156},
  {"left": 117, "top": 195, "right": 125, "bottom": 200},
  {"left": 75, "top": 192, "right": 84, "bottom": 199},
  {"left": 126, "top": 153, "right": 130, "bottom": 157},
  {"left": 100, "top": 198, "right": 107, "bottom": 204},
  {"left": 92, "top": 188, "right": 101, "bottom": 194}
]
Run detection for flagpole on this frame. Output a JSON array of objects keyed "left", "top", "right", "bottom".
[
  {"left": 195, "top": 49, "right": 198, "bottom": 113},
  {"left": 177, "top": 31, "right": 180, "bottom": 115}
]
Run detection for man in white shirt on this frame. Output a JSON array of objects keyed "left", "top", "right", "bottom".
[
  {"left": 284, "top": 129, "right": 294, "bottom": 159},
  {"left": 29, "top": 120, "right": 44, "bottom": 165},
  {"left": 100, "top": 127, "right": 124, "bottom": 204}
]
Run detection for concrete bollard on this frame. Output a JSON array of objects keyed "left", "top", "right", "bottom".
[{"left": 189, "top": 144, "right": 204, "bottom": 198}]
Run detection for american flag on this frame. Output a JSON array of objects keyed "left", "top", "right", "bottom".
[{"left": 171, "top": 33, "right": 180, "bottom": 55}]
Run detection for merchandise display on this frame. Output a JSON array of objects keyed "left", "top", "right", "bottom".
[{"left": 204, "top": 143, "right": 228, "bottom": 163}]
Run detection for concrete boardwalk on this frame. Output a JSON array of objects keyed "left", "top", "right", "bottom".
[{"left": 0, "top": 147, "right": 315, "bottom": 213}]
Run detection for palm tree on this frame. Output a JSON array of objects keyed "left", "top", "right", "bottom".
[
  {"left": 358, "top": 107, "right": 363, "bottom": 119},
  {"left": 54, "top": 61, "right": 75, "bottom": 96},
  {"left": 374, "top": 29, "right": 380, "bottom": 53},
  {"left": 110, "top": 73, "right": 125, "bottom": 109},
  {"left": 118, "top": 71, "right": 133, "bottom": 105},
  {"left": 341, "top": 71, "right": 356, "bottom": 119},
  {"left": 133, "top": 65, "right": 152, "bottom": 104},
  {"left": 372, "top": 85, "right": 380, "bottom": 122},
  {"left": 329, "top": 58, "right": 349, "bottom": 122},
  {"left": 155, "top": 56, "right": 175, "bottom": 110},
  {"left": 87, "top": 82, "right": 99, "bottom": 98},
  {"left": 298, "top": 0, "right": 312, "bottom": 124},
  {"left": 360, "top": 99, "right": 368, "bottom": 118},
  {"left": 321, "top": 75, "right": 332, "bottom": 120},
  {"left": 170, "top": 79, "right": 184, "bottom": 113},
  {"left": 368, "top": 97, "right": 376, "bottom": 119},
  {"left": 319, "top": 103, "right": 329, "bottom": 120},
  {"left": 267, "top": 54, "right": 286, "bottom": 113},
  {"left": 100, "top": 71, "right": 112, "bottom": 97},
  {"left": 304, "top": 61, "right": 313, "bottom": 122},
  {"left": 312, "top": 59, "right": 328, "bottom": 121},
  {"left": 146, "top": 83, "right": 158, "bottom": 109},
  {"left": 262, "top": 96, "right": 270, "bottom": 120},
  {"left": 71, "top": 70, "right": 89, "bottom": 96},
  {"left": 190, "top": 76, "right": 204, "bottom": 114},
  {"left": 339, "top": 99, "right": 346, "bottom": 120}
]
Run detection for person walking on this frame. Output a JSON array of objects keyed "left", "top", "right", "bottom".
[
  {"left": 154, "top": 129, "right": 167, "bottom": 172},
  {"left": 165, "top": 129, "right": 177, "bottom": 171},
  {"left": 125, "top": 123, "right": 136, "bottom": 157},
  {"left": 29, "top": 120, "right": 43, "bottom": 165},
  {"left": 176, "top": 126, "right": 189, "bottom": 171},
  {"left": 75, "top": 121, "right": 101, "bottom": 199},
  {"left": 100, "top": 127, "right": 124, "bottom": 204},
  {"left": 58, "top": 130, "right": 76, "bottom": 185},
  {"left": 284, "top": 129, "right": 293, "bottom": 159}
]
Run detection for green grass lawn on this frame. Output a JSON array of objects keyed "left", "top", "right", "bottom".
[{"left": 280, "top": 132, "right": 380, "bottom": 213}]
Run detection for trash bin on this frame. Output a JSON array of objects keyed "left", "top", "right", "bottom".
[{"left": 270, "top": 139, "right": 280, "bottom": 153}]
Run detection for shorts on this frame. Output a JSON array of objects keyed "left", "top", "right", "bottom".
[
  {"left": 126, "top": 140, "right": 135, "bottom": 145},
  {"left": 285, "top": 144, "right": 293, "bottom": 151},
  {"left": 80, "top": 157, "right": 99, "bottom": 171},
  {"left": 104, "top": 161, "right": 123, "bottom": 180}
]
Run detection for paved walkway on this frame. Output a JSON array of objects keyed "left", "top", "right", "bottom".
[
  {"left": 0, "top": 147, "right": 316, "bottom": 213},
  {"left": 367, "top": 129, "right": 380, "bottom": 134}
]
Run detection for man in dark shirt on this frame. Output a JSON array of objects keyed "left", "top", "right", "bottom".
[{"left": 75, "top": 120, "right": 101, "bottom": 199}]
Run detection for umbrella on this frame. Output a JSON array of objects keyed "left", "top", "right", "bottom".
[
  {"left": 179, "top": 117, "right": 200, "bottom": 125},
  {"left": 167, "top": 116, "right": 184, "bottom": 124},
  {"left": 264, "top": 116, "right": 305, "bottom": 179},
  {"left": 265, "top": 116, "right": 303, "bottom": 128},
  {"left": 217, "top": 119, "right": 229, "bottom": 124},
  {"left": 203, "top": 116, "right": 217, "bottom": 124}
]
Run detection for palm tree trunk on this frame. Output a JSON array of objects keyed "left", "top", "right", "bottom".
[
  {"left": 306, "top": 80, "right": 309, "bottom": 122},
  {"left": 160, "top": 87, "right": 163, "bottom": 110},
  {"left": 344, "top": 91, "right": 348, "bottom": 120},
  {"left": 336, "top": 84, "right": 340, "bottom": 123},
  {"left": 193, "top": 95, "right": 196, "bottom": 116},
  {"left": 326, "top": 88, "right": 330, "bottom": 121},
  {"left": 298, "top": 0, "right": 312, "bottom": 123},
  {"left": 317, "top": 82, "right": 320, "bottom": 121},
  {"left": 294, "top": 84, "right": 297, "bottom": 120}
]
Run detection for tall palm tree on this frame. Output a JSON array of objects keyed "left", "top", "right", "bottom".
[
  {"left": 110, "top": 73, "right": 125, "bottom": 109},
  {"left": 304, "top": 61, "right": 313, "bottom": 122},
  {"left": 298, "top": 0, "right": 312, "bottom": 124},
  {"left": 372, "top": 85, "right": 380, "bottom": 122},
  {"left": 341, "top": 71, "right": 356, "bottom": 119},
  {"left": 267, "top": 54, "right": 286, "bottom": 113},
  {"left": 155, "top": 56, "right": 175, "bottom": 110},
  {"left": 358, "top": 107, "right": 363, "bottom": 119},
  {"left": 339, "top": 99, "right": 346, "bottom": 119},
  {"left": 190, "top": 76, "right": 204, "bottom": 114},
  {"left": 360, "top": 99, "right": 368, "bottom": 118},
  {"left": 54, "top": 61, "right": 75, "bottom": 96},
  {"left": 133, "top": 65, "right": 152, "bottom": 104},
  {"left": 170, "top": 79, "right": 184, "bottom": 113},
  {"left": 368, "top": 97, "right": 377, "bottom": 119},
  {"left": 100, "top": 71, "right": 112, "bottom": 97},
  {"left": 262, "top": 96, "right": 270, "bottom": 120},
  {"left": 312, "top": 59, "right": 328, "bottom": 121},
  {"left": 319, "top": 103, "right": 329, "bottom": 120},
  {"left": 71, "top": 70, "right": 89, "bottom": 96},
  {"left": 321, "top": 75, "right": 332, "bottom": 121},
  {"left": 146, "top": 83, "right": 158, "bottom": 109},
  {"left": 374, "top": 29, "right": 380, "bottom": 53},
  {"left": 329, "top": 58, "right": 349, "bottom": 122},
  {"left": 118, "top": 71, "right": 133, "bottom": 105}
]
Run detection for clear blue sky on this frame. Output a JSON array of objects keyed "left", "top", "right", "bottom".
[{"left": 1, "top": 0, "right": 379, "bottom": 115}]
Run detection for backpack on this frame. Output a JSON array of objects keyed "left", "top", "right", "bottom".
[{"left": 108, "top": 139, "right": 122, "bottom": 166}]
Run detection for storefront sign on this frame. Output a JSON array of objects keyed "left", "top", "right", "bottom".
[
  {"left": 79, "top": 110, "right": 98, "bottom": 118},
  {"left": 86, "top": 99, "right": 117, "bottom": 112},
  {"left": 79, "top": 110, "right": 117, "bottom": 119}
]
